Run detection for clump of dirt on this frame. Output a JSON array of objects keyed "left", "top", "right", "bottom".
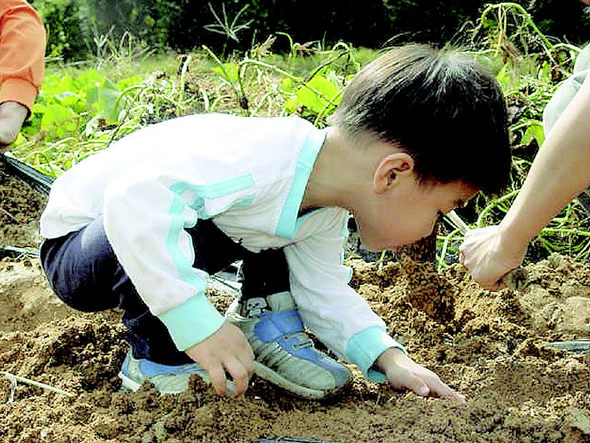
[
  {"left": 0, "top": 159, "right": 47, "bottom": 249},
  {"left": 2, "top": 251, "right": 590, "bottom": 442}
]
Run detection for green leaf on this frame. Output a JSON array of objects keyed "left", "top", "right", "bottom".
[
  {"left": 40, "top": 103, "right": 78, "bottom": 137},
  {"left": 522, "top": 121, "right": 545, "bottom": 146},
  {"left": 211, "top": 63, "right": 240, "bottom": 85},
  {"left": 291, "top": 74, "right": 342, "bottom": 115},
  {"left": 538, "top": 61, "right": 552, "bottom": 83},
  {"left": 86, "top": 77, "right": 122, "bottom": 124},
  {"left": 75, "top": 69, "right": 105, "bottom": 91},
  {"left": 280, "top": 77, "right": 301, "bottom": 93},
  {"left": 117, "top": 75, "right": 144, "bottom": 90},
  {"left": 284, "top": 96, "right": 297, "bottom": 113},
  {"left": 495, "top": 64, "right": 509, "bottom": 93}
]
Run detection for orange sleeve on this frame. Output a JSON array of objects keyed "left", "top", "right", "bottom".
[{"left": 0, "top": 0, "right": 46, "bottom": 113}]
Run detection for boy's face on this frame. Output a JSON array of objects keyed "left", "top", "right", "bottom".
[{"left": 354, "top": 174, "right": 477, "bottom": 252}]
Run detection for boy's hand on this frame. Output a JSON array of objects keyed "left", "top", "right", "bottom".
[
  {"left": 377, "top": 348, "right": 466, "bottom": 402},
  {"left": 0, "top": 102, "right": 28, "bottom": 150},
  {"left": 185, "top": 321, "right": 254, "bottom": 396}
]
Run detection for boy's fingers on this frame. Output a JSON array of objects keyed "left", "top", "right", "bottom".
[
  {"left": 224, "top": 357, "right": 250, "bottom": 396},
  {"left": 390, "top": 370, "right": 430, "bottom": 397},
  {"left": 239, "top": 354, "right": 254, "bottom": 378},
  {"left": 227, "top": 323, "right": 255, "bottom": 366},
  {"left": 206, "top": 364, "right": 228, "bottom": 396},
  {"left": 426, "top": 377, "right": 466, "bottom": 402},
  {"left": 389, "top": 367, "right": 466, "bottom": 402},
  {"left": 237, "top": 342, "right": 255, "bottom": 372},
  {"left": 412, "top": 380, "right": 430, "bottom": 397}
]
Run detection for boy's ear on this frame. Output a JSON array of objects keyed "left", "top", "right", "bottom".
[{"left": 373, "top": 152, "right": 414, "bottom": 194}]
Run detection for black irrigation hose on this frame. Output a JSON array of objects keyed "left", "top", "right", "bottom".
[{"left": 2, "top": 152, "right": 53, "bottom": 195}]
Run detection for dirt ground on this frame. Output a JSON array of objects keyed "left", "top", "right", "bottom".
[
  {"left": 0, "top": 160, "right": 46, "bottom": 250},
  {"left": 2, "top": 165, "right": 590, "bottom": 442}
]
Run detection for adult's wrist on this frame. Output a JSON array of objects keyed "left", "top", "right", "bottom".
[{"left": 497, "top": 221, "right": 528, "bottom": 265}]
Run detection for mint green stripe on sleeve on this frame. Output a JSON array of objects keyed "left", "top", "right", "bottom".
[
  {"left": 276, "top": 128, "right": 327, "bottom": 239},
  {"left": 166, "top": 184, "right": 207, "bottom": 290},
  {"left": 166, "top": 176, "right": 254, "bottom": 285},
  {"left": 157, "top": 296, "right": 225, "bottom": 351},
  {"left": 346, "top": 326, "right": 408, "bottom": 383},
  {"left": 162, "top": 174, "right": 254, "bottom": 350}
]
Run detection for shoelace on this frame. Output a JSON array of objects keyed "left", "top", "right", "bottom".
[{"left": 284, "top": 332, "right": 314, "bottom": 350}]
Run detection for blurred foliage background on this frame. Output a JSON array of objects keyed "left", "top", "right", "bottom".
[
  {"left": 9, "top": 1, "right": 589, "bottom": 263},
  {"left": 31, "top": 0, "right": 590, "bottom": 61}
]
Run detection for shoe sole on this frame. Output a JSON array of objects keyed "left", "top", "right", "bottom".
[
  {"left": 117, "top": 370, "right": 181, "bottom": 395},
  {"left": 253, "top": 361, "right": 348, "bottom": 400},
  {"left": 118, "top": 370, "right": 145, "bottom": 392},
  {"left": 118, "top": 370, "right": 186, "bottom": 394},
  {"left": 118, "top": 370, "right": 236, "bottom": 396},
  {"left": 121, "top": 364, "right": 344, "bottom": 399}
]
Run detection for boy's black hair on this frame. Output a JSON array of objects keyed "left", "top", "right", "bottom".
[{"left": 328, "top": 44, "right": 511, "bottom": 194}]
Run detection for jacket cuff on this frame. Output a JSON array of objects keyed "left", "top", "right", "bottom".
[
  {"left": 346, "top": 325, "right": 407, "bottom": 383},
  {"left": 157, "top": 295, "right": 225, "bottom": 351},
  {"left": 0, "top": 77, "right": 38, "bottom": 115}
]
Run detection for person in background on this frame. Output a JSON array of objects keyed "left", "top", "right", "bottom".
[
  {"left": 459, "top": 8, "right": 590, "bottom": 290},
  {"left": 0, "top": 0, "right": 46, "bottom": 150}
]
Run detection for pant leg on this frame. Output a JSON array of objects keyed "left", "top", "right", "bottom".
[
  {"left": 40, "top": 217, "right": 248, "bottom": 365},
  {"left": 40, "top": 216, "right": 126, "bottom": 313},
  {"left": 238, "top": 248, "right": 290, "bottom": 299}
]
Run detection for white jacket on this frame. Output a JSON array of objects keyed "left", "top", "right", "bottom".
[{"left": 41, "top": 114, "right": 405, "bottom": 381}]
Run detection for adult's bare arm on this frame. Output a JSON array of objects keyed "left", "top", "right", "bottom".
[{"left": 460, "top": 73, "right": 590, "bottom": 289}]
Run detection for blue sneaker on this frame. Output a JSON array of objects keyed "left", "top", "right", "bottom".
[
  {"left": 118, "top": 350, "right": 236, "bottom": 395},
  {"left": 226, "top": 291, "right": 351, "bottom": 399}
]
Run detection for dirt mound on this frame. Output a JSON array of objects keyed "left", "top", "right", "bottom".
[{"left": 1, "top": 252, "right": 590, "bottom": 442}]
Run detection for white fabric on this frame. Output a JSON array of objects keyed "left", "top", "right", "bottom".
[{"left": 40, "top": 113, "right": 389, "bottom": 360}]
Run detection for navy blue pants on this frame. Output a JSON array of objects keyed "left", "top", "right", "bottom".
[{"left": 40, "top": 217, "right": 289, "bottom": 365}]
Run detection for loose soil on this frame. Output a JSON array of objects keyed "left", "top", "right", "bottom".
[
  {"left": 0, "top": 159, "right": 46, "bottom": 249},
  {"left": 2, "top": 167, "right": 590, "bottom": 442}
]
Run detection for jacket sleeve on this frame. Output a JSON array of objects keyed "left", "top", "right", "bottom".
[
  {"left": 0, "top": 0, "right": 46, "bottom": 112},
  {"left": 102, "top": 157, "right": 255, "bottom": 352},
  {"left": 284, "top": 209, "right": 407, "bottom": 382}
]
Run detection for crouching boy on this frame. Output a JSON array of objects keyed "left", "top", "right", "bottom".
[{"left": 39, "top": 44, "right": 511, "bottom": 401}]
